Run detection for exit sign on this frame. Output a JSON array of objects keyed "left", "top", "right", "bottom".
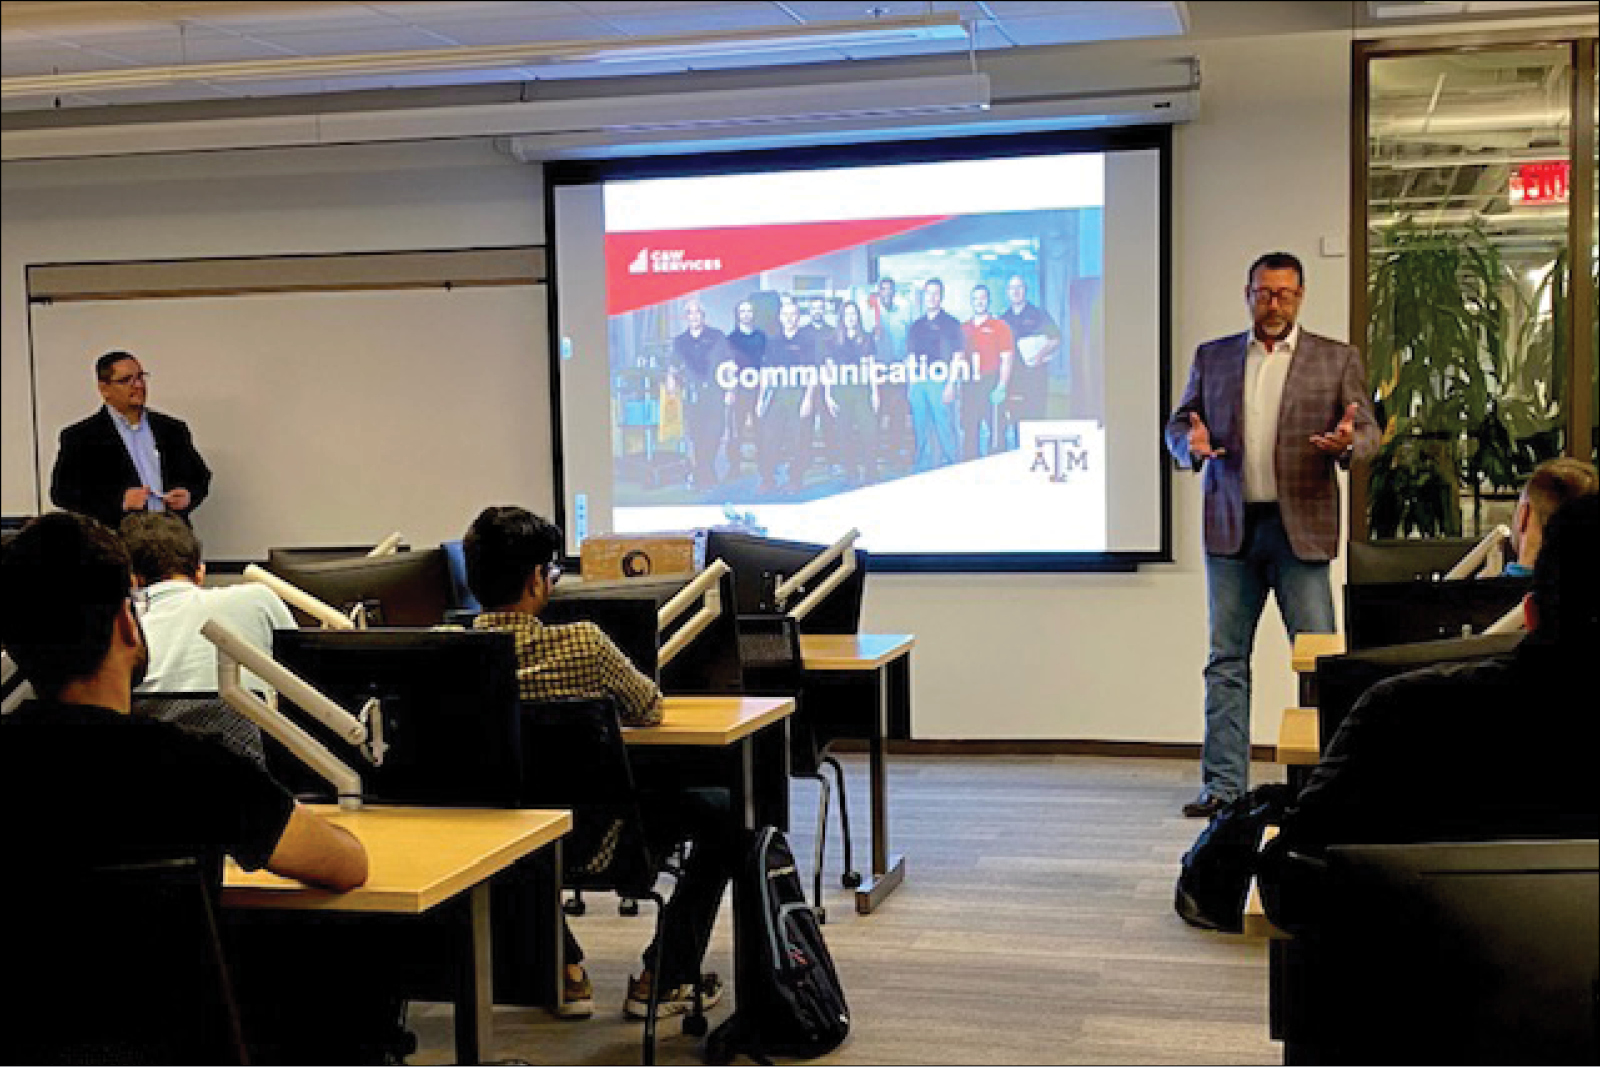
[{"left": 1510, "top": 161, "right": 1570, "bottom": 206}]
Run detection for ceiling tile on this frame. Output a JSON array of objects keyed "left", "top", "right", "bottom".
[
  {"left": 774, "top": 1, "right": 991, "bottom": 22},
  {"left": 233, "top": 25, "right": 469, "bottom": 57},
  {"left": 574, "top": 1, "right": 798, "bottom": 34},
  {"left": 367, "top": 1, "right": 593, "bottom": 22},
  {"left": 405, "top": 15, "right": 631, "bottom": 48}
]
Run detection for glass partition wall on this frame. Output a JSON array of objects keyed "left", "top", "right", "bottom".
[{"left": 1353, "top": 33, "right": 1598, "bottom": 541}]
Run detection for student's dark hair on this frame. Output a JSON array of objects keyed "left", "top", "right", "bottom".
[
  {"left": 95, "top": 350, "right": 138, "bottom": 382},
  {"left": 119, "top": 511, "right": 202, "bottom": 585},
  {"left": 1, "top": 512, "right": 132, "bottom": 695},
  {"left": 463, "top": 505, "right": 563, "bottom": 610},
  {"left": 1530, "top": 493, "right": 1598, "bottom": 644},
  {"left": 1247, "top": 252, "right": 1304, "bottom": 286}
]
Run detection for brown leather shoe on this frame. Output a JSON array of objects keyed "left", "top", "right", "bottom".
[{"left": 1181, "top": 794, "right": 1228, "bottom": 818}]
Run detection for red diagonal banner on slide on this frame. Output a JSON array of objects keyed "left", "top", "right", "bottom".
[{"left": 606, "top": 215, "right": 951, "bottom": 316}]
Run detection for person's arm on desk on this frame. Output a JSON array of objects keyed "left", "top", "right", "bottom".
[{"left": 266, "top": 803, "right": 368, "bottom": 892}]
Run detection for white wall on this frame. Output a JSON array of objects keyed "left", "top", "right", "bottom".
[
  {"left": 1, "top": 140, "right": 546, "bottom": 515},
  {"left": 0, "top": 28, "right": 1355, "bottom": 747}
]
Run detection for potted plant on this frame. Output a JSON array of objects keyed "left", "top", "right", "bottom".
[{"left": 1365, "top": 217, "right": 1509, "bottom": 538}]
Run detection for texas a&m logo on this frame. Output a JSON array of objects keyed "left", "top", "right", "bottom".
[{"left": 1029, "top": 432, "right": 1090, "bottom": 483}]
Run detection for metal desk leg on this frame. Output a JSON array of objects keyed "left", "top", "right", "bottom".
[
  {"left": 854, "top": 662, "right": 905, "bottom": 914},
  {"left": 455, "top": 883, "right": 494, "bottom": 1065}
]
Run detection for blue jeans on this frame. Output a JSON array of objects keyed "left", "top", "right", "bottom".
[
  {"left": 1201, "top": 504, "right": 1335, "bottom": 802},
  {"left": 909, "top": 378, "right": 958, "bottom": 471}
]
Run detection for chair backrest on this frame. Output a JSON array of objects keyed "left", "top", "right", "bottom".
[
  {"left": 13, "top": 854, "right": 250, "bottom": 1064},
  {"left": 1302, "top": 838, "right": 1599, "bottom": 1064},
  {"left": 518, "top": 696, "right": 658, "bottom": 896},
  {"left": 133, "top": 690, "right": 267, "bottom": 769}
]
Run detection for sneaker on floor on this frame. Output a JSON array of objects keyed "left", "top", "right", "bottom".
[
  {"left": 559, "top": 967, "right": 595, "bottom": 1019},
  {"left": 624, "top": 971, "right": 724, "bottom": 1020}
]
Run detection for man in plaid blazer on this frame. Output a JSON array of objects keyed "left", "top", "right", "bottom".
[{"left": 1165, "top": 252, "right": 1378, "bottom": 817}]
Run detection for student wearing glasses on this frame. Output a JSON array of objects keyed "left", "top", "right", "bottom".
[
  {"left": 464, "top": 505, "right": 733, "bottom": 1022},
  {"left": 1165, "top": 252, "right": 1379, "bottom": 819},
  {"left": 49, "top": 350, "right": 212, "bottom": 532}
]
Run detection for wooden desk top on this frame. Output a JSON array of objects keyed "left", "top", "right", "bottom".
[
  {"left": 224, "top": 805, "right": 571, "bottom": 915},
  {"left": 799, "top": 633, "right": 915, "bottom": 671},
  {"left": 1276, "top": 707, "right": 1321, "bottom": 766},
  {"left": 624, "top": 694, "right": 795, "bottom": 747},
  {"left": 1291, "top": 632, "right": 1345, "bottom": 674}
]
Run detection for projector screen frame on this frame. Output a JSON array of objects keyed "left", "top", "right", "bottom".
[{"left": 544, "top": 126, "right": 1174, "bottom": 573}]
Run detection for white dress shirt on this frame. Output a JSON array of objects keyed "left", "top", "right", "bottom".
[
  {"left": 1242, "top": 324, "right": 1299, "bottom": 503},
  {"left": 135, "top": 579, "right": 297, "bottom": 694}
]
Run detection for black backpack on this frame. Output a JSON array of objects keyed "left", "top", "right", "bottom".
[
  {"left": 1174, "top": 783, "right": 1292, "bottom": 933},
  {"left": 704, "top": 827, "right": 850, "bottom": 1065}
]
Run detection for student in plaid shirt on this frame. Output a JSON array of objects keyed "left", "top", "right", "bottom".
[{"left": 465, "top": 506, "right": 733, "bottom": 1021}]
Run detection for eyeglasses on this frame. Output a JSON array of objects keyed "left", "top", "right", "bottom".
[
  {"left": 545, "top": 562, "right": 563, "bottom": 586},
  {"left": 1249, "top": 287, "right": 1302, "bottom": 306},
  {"left": 107, "top": 372, "right": 152, "bottom": 387},
  {"left": 129, "top": 588, "right": 150, "bottom": 617}
]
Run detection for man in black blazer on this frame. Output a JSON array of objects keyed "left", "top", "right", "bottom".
[{"left": 50, "top": 351, "right": 211, "bottom": 531}]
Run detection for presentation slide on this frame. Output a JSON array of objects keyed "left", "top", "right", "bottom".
[{"left": 551, "top": 135, "right": 1168, "bottom": 568}]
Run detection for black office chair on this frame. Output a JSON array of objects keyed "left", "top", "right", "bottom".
[
  {"left": 519, "top": 696, "right": 707, "bottom": 1063},
  {"left": 133, "top": 691, "right": 267, "bottom": 769},
  {"left": 12, "top": 854, "right": 250, "bottom": 1065},
  {"left": 737, "top": 614, "right": 860, "bottom": 922},
  {"left": 1277, "top": 838, "right": 1599, "bottom": 1065}
]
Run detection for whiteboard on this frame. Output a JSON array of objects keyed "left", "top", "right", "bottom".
[{"left": 32, "top": 286, "right": 552, "bottom": 560}]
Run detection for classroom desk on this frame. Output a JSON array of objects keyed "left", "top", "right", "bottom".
[
  {"left": 1291, "top": 632, "right": 1345, "bottom": 703},
  {"left": 224, "top": 804, "right": 571, "bottom": 1066},
  {"left": 1276, "top": 707, "right": 1321, "bottom": 767},
  {"left": 1288, "top": 633, "right": 1344, "bottom": 787},
  {"left": 624, "top": 694, "right": 795, "bottom": 832},
  {"left": 800, "top": 633, "right": 914, "bottom": 914}
]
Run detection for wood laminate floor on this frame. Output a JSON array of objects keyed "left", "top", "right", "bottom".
[{"left": 409, "top": 754, "right": 1285, "bottom": 1066}]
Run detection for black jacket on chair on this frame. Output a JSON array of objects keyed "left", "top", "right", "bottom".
[{"left": 50, "top": 407, "right": 212, "bottom": 530}]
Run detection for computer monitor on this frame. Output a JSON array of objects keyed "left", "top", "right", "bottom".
[
  {"left": 271, "top": 628, "right": 523, "bottom": 807},
  {"left": 1346, "top": 537, "right": 1482, "bottom": 585},
  {"left": 1344, "top": 576, "right": 1530, "bottom": 651},
  {"left": 545, "top": 570, "right": 744, "bottom": 694},
  {"left": 266, "top": 544, "right": 397, "bottom": 569},
  {"left": 1312, "top": 839, "right": 1598, "bottom": 1064},
  {"left": 265, "top": 548, "right": 452, "bottom": 627},
  {"left": 703, "top": 530, "right": 867, "bottom": 634},
  {"left": 542, "top": 588, "right": 662, "bottom": 683},
  {"left": 441, "top": 539, "right": 480, "bottom": 616},
  {"left": 1314, "top": 631, "right": 1523, "bottom": 750}
]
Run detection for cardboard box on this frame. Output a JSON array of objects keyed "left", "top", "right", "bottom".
[{"left": 580, "top": 532, "right": 702, "bottom": 580}]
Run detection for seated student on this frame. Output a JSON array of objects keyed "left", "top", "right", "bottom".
[
  {"left": 464, "top": 505, "right": 735, "bottom": 1021},
  {"left": 120, "top": 511, "right": 297, "bottom": 694},
  {"left": 1503, "top": 456, "right": 1596, "bottom": 578},
  {"left": 2, "top": 512, "right": 377, "bottom": 1060},
  {"left": 1261, "top": 494, "right": 1600, "bottom": 931}
]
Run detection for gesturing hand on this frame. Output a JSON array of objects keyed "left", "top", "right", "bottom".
[
  {"left": 1311, "top": 402, "right": 1359, "bottom": 455},
  {"left": 1188, "top": 412, "right": 1225, "bottom": 459}
]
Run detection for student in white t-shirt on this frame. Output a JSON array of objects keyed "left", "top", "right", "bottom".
[{"left": 118, "top": 512, "right": 296, "bottom": 694}]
